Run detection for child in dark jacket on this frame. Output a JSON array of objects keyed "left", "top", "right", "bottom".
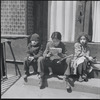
[{"left": 24, "top": 33, "right": 43, "bottom": 82}]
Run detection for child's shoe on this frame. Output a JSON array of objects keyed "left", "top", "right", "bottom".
[
  {"left": 78, "top": 75, "right": 84, "bottom": 82},
  {"left": 66, "top": 80, "right": 71, "bottom": 89},
  {"left": 82, "top": 74, "right": 88, "bottom": 82},
  {"left": 33, "top": 71, "right": 38, "bottom": 74},
  {"left": 63, "top": 75, "right": 66, "bottom": 82},
  {"left": 37, "top": 74, "right": 41, "bottom": 79},
  {"left": 39, "top": 77, "right": 44, "bottom": 89},
  {"left": 63, "top": 75, "right": 71, "bottom": 89},
  {"left": 49, "top": 72, "right": 53, "bottom": 75},
  {"left": 87, "top": 66, "right": 93, "bottom": 73},
  {"left": 25, "top": 71, "right": 30, "bottom": 76},
  {"left": 24, "top": 75, "right": 28, "bottom": 82},
  {"left": 48, "top": 67, "right": 53, "bottom": 75}
]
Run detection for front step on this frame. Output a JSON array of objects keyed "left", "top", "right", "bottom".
[{"left": 23, "top": 74, "right": 100, "bottom": 95}]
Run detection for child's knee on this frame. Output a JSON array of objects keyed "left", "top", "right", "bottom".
[
  {"left": 38, "top": 56, "right": 45, "bottom": 63},
  {"left": 65, "top": 58, "right": 71, "bottom": 64},
  {"left": 24, "top": 57, "right": 28, "bottom": 62}
]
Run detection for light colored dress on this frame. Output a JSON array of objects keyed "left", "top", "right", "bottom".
[{"left": 71, "top": 42, "right": 90, "bottom": 74}]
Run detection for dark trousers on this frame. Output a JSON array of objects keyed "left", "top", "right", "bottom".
[
  {"left": 37, "top": 57, "right": 52, "bottom": 77},
  {"left": 38, "top": 56, "right": 67, "bottom": 77},
  {"left": 64, "top": 58, "right": 72, "bottom": 76},
  {"left": 24, "top": 57, "right": 37, "bottom": 75}
]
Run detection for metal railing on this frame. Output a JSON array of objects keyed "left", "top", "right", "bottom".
[{"left": 1, "top": 39, "right": 21, "bottom": 81}]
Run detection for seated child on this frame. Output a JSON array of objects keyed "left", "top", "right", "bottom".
[
  {"left": 64, "top": 32, "right": 95, "bottom": 82},
  {"left": 38, "top": 31, "right": 67, "bottom": 89},
  {"left": 24, "top": 33, "right": 43, "bottom": 82}
]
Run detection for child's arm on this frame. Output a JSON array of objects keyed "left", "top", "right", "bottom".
[
  {"left": 74, "top": 43, "right": 82, "bottom": 57},
  {"left": 26, "top": 43, "right": 31, "bottom": 57},
  {"left": 26, "top": 43, "right": 34, "bottom": 54},
  {"left": 26, "top": 43, "right": 35, "bottom": 60},
  {"left": 33, "top": 44, "right": 44, "bottom": 59},
  {"left": 58, "top": 42, "right": 67, "bottom": 58},
  {"left": 84, "top": 46, "right": 94, "bottom": 61},
  {"left": 43, "top": 42, "right": 51, "bottom": 57}
]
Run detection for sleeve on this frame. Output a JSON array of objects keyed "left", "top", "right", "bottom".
[
  {"left": 43, "top": 42, "right": 50, "bottom": 57},
  {"left": 34, "top": 44, "right": 44, "bottom": 59},
  {"left": 26, "top": 43, "right": 34, "bottom": 54},
  {"left": 59, "top": 42, "right": 67, "bottom": 58},
  {"left": 62, "top": 42, "right": 66, "bottom": 54},
  {"left": 26, "top": 43, "right": 31, "bottom": 56},
  {"left": 84, "top": 46, "right": 91, "bottom": 57},
  {"left": 74, "top": 42, "right": 82, "bottom": 57}
]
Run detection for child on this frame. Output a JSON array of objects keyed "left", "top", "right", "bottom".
[
  {"left": 38, "top": 32, "right": 67, "bottom": 89},
  {"left": 64, "top": 32, "right": 94, "bottom": 82},
  {"left": 24, "top": 33, "right": 43, "bottom": 82}
]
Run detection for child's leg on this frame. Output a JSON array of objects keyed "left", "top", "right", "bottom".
[
  {"left": 82, "top": 59, "right": 88, "bottom": 74},
  {"left": 24, "top": 58, "right": 30, "bottom": 82},
  {"left": 64, "top": 58, "right": 72, "bottom": 76},
  {"left": 82, "top": 60, "right": 88, "bottom": 81},
  {"left": 32, "top": 60, "right": 38, "bottom": 73},
  {"left": 77, "top": 63, "right": 84, "bottom": 82},
  {"left": 24, "top": 58, "right": 30, "bottom": 76},
  {"left": 63, "top": 58, "right": 72, "bottom": 89},
  {"left": 63, "top": 74, "right": 71, "bottom": 89},
  {"left": 37, "top": 57, "right": 45, "bottom": 89},
  {"left": 48, "top": 67, "right": 53, "bottom": 75},
  {"left": 46, "top": 58, "right": 53, "bottom": 75},
  {"left": 37, "top": 57, "right": 45, "bottom": 77}
]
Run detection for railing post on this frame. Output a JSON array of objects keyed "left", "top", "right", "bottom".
[
  {"left": 7, "top": 41, "right": 21, "bottom": 76},
  {"left": 1, "top": 41, "right": 8, "bottom": 81},
  {"left": 1, "top": 43, "right": 3, "bottom": 81},
  {"left": 3, "top": 42, "right": 8, "bottom": 79}
]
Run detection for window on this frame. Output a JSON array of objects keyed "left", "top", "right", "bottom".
[{"left": 1, "top": 1, "right": 28, "bottom": 39}]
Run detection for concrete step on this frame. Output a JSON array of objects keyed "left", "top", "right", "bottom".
[
  {"left": 6, "top": 62, "right": 100, "bottom": 79},
  {"left": 23, "top": 74, "right": 100, "bottom": 95}
]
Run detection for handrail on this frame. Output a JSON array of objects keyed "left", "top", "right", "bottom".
[{"left": 1, "top": 35, "right": 30, "bottom": 39}]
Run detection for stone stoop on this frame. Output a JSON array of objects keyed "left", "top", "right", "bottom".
[{"left": 23, "top": 74, "right": 100, "bottom": 95}]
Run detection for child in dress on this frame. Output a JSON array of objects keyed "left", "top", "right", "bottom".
[
  {"left": 64, "top": 32, "right": 94, "bottom": 82},
  {"left": 24, "top": 33, "right": 43, "bottom": 82}
]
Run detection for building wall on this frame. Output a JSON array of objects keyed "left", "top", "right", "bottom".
[
  {"left": 1, "top": 1, "right": 27, "bottom": 36},
  {"left": 75, "top": 1, "right": 92, "bottom": 41}
]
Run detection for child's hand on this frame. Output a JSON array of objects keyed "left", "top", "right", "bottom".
[
  {"left": 88, "top": 56, "right": 93, "bottom": 61},
  {"left": 28, "top": 56, "right": 34, "bottom": 61},
  {"left": 46, "top": 52, "right": 52, "bottom": 57}
]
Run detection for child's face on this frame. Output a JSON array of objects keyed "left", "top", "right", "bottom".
[
  {"left": 52, "top": 39, "right": 60, "bottom": 46},
  {"left": 31, "top": 40, "right": 39, "bottom": 46},
  {"left": 80, "top": 36, "right": 87, "bottom": 45}
]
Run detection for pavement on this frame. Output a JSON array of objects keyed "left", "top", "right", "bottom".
[{"left": 1, "top": 76, "right": 100, "bottom": 99}]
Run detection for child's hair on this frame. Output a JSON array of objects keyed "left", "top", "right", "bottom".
[
  {"left": 77, "top": 32, "right": 90, "bottom": 43},
  {"left": 51, "top": 31, "right": 62, "bottom": 40},
  {"left": 30, "top": 33, "right": 40, "bottom": 41}
]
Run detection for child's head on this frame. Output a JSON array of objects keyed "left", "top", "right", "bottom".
[
  {"left": 51, "top": 32, "right": 62, "bottom": 46},
  {"left": 77, "top": 32, "right": 89, "bottom": 46},
  {"left": 30, "top": 33, "right": 40, "bottom": 46}
]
